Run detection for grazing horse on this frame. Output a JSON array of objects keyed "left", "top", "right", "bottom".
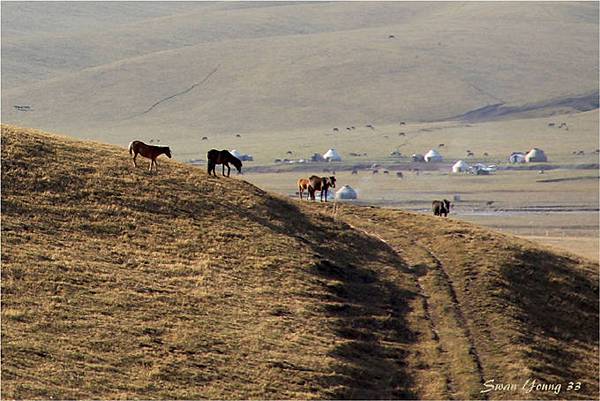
[
  {"left": 432, "top": 199, "right": 451, "bottom": 217},
  {"left": 207, "top": 149, "right": 242, "bottom": 177},
  {"left": 128, "top": 140, "right": 172, "bottom": 172},
  {"left": 308, "top": 175, "right": 336, "bottom": 202},
  {"left": 297, "top": 178, "right": 310, "bottom": 200},
  {"left": 396, "top": 171, "right": 404, "bottom": 179}
]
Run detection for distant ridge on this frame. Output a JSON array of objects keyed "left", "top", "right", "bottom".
[{"left": 449, "top": 91, "right": 599, "bottom": 123}]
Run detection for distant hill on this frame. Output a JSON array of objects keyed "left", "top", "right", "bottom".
[
  {"left": 2, "top": 2, "right": 598, "bottom": 144},
  {"left": 2, "top": 125, "right": 598, "bottom": 399},
  {"left": 449, "top": 91, "right": 600, "bottom": 123}
]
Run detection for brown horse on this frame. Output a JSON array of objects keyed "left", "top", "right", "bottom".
[
  {"left": 207, "top": 149, "right": 242, "bottom": 177},
  {"left": 297, "top": 178, "right": 310, "bottom": 200},
  {"left": 308, "top": 175, "right": 336, "bottom": 202},
  {"left": 128, "top": 140, "right": 172, "bottom": 172}
]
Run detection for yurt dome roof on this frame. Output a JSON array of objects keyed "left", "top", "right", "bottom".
[
  {"left": 323, "top": 148, "right": 342, "bottom": 161},
  {"left": 335, "top": 185, "right": 357, "bottom": 200},
  {"left": 526, "top": 148, "right": 547, "bottom": 162},
  {"left": 452, "top": 160, "right": 469, "bottom": 172},
  {"left": 424, "top": 149, "right": 443, "bottom": 162},
  {"left": 229, "top": 149, "right": 242, "bottom": 158}
]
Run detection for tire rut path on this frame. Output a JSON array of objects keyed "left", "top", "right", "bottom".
[{"left": 339, "top": 211, "right": 486, "bottom": 399}]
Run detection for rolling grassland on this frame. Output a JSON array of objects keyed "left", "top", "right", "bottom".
[{"left": 2, "top": 125, "right": 598, "bottom": 399}]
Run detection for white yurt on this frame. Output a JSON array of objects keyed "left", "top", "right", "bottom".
[
  {"left": 525, "top": 148, "right": 548, "bottom": 162},
  {"left": 452, "top": 160, "right": 470, "bottom": 173},
  {"left": 336, "top": 185, "right": 358, "bottom": 200},
  {"left": 509, "top": 152, "right": 526, "bottom": 163},
  {"left": 424, "top": 149, "right": 443, "bottom": 162},
  {"left": 323, "top": 148, "right": 342, "bottom": 162},
  {"left": 229, "top": 149, "right": 243, "bottom": 158}
]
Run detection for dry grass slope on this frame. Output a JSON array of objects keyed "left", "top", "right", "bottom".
[{"left": 2, "top": 125, "right": 598, "bottom": 399}]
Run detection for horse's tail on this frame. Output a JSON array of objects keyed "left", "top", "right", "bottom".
[{"left": 128, "top": 141, "right": 134, "bottom": 155}]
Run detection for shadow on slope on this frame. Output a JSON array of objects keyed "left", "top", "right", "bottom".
[
  {"left": 330, "top": 205, "right": 599, "bottom": 400},
  {"left": 217, "top": 185, "right": 420, "bottom": 399},
  {"left": 1, "top": 125, "right": 421, "bottom": 399},
  {"left": 502, "top": 249, "right": 599, "bottom": 383}
]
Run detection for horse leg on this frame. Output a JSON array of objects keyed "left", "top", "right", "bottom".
[
  {"left": 154, "top": 159, "right": 158, "bottom": 173},
  {"left": 132, "top": 152, "right": 138, "bottom": 167},
  {"left": 226, "top": 163, "right": 231, "bottom": 177}
]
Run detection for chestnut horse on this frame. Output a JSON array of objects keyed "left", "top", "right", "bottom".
[
  {"left": 308, "top": 175, "right": 336, "bottom": 202},
  {"left": 207, "top": 149, "right": 242, "bottom": 177},
  {"left": 128, "top": 140, "right": 172, "bottom": 172},
  {"left": 297, "top": 178, "right": 310, "bottom": 200}
]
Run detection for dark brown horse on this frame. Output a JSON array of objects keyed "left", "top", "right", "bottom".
[
  {"left": 128, "top": 140, "right": 172, "bottom": 172},
  {"left": 207, "top": 149, "right": 242, "bottom": 177},
  {"left": 308, "top": 175, "right": 336, "bottom": 202},
  {"left": 432, "top": 199, "right": 451, "bottom": 217}
]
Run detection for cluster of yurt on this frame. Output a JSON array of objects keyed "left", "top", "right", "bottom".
[
  {"left": 452, "top": 160, "right": 470, "bottom": 173},
  {"left": 424, "top": 149, "right": 443, "bottom": 162},
  {"left": 508, "top": 148, "right": 547, "bottom": 163},
  {"left": 335, "top": 185, "right": 357, "bottom": 200},
  {"left": 323, "top": 148, "right": 342, "bottom": 162}
]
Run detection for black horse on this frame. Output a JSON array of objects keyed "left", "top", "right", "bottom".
[
  {"left": 432, "top": 199, "right": 451, "bottom": 217},
  {"left": 207, "top": 149, "right": 242, "bottom": 177}
]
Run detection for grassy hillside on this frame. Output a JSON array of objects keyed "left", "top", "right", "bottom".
[
  {"left": 2, "top": 125, "right": 598, "bottom": 399},
  {"left": 2, "top": 2, "right": 598, "bottom": 142}
]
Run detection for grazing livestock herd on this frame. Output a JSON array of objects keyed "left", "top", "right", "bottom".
[{"left": 128, "top": 140, "right": 451, "bottom": 216}]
